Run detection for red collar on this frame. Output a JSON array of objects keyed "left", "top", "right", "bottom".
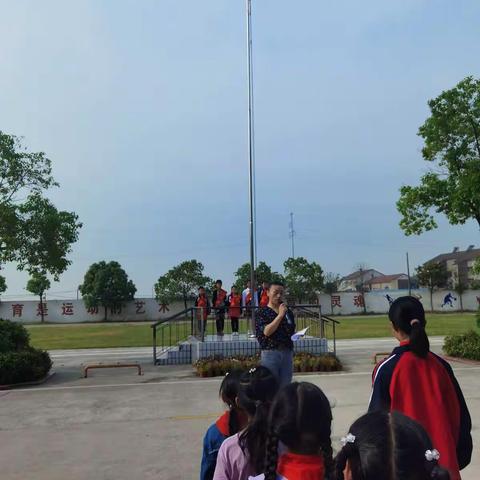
[
  {"left": 400, "top": 340, "right": 411, "bottom": 346},
  {"left": 277, "top": 452, "right": 325, "bottom": 480}
]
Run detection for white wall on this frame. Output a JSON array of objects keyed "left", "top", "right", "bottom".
[
  {"left": 0, "top": 298, "right": 188, "bottom": 324},
  {"left": 319, "top": 289, "right": 480, "bottom": 315}
]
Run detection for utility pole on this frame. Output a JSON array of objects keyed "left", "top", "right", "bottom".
[
  {"left": 289, "top": 212, "right": 296, "bottom": 258},
  {"left": 406, "top": 252, "right": 412, "bottom": 296}
]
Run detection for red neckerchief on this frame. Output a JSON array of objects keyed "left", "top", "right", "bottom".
[
  {"left": 215, "top": 411, "right": 230, "bottom": 437},
  {"left": 277, "top": 452, "right": 325, "bottom": 480},
  {"left": 400, "top": 339, "right": 410, "bottom": 346}
]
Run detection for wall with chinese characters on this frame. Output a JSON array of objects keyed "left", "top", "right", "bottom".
[
  {"left": 319, "top": 289, "right": 480, "bottom": 315},
  {"left": 0, "top": 298, "right": 185, "bottom": 323}
]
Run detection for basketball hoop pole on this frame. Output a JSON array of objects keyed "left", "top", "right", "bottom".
[{"left": 246, "top": 0, "right": 257, "bottom": 334}]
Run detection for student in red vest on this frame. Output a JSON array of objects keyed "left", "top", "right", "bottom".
[
  {"left": 195, "top": 286, "right": 211, "bottom": 336},
  {"left": 257, "top": 281, "right": 270, "bottom": 308},
  {"left": 227, "top": 286, "right": 242, "bottom": 335},
  {"left": 212, "top": 279, "right": 228, "bottom": 336},
  {"left": 369, "top": 296, "right": 472, "bottom": 480}
]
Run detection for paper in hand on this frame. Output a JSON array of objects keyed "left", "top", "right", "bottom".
[{"left": 291, "top": 327, "right": 309, "bottom": 341}]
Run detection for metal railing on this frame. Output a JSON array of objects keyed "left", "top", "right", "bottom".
[{"left": 151, "top": 304, "right": 340, "bottom": 365}]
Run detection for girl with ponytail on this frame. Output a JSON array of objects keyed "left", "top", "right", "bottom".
[
  {"left": 259, "top": 382, "right": 333, "bottom": 480},
  {"left": 368, "top": 296, "right": 472, "bottom": 480},
  {"left": 335, "top": 411, "right": 451, "bottom": 480},
  {"left": 213, "top": 366, "right": 279, "bottom": 480}
]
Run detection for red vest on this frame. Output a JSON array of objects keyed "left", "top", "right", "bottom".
[
  {"left": 228, "top": 294, "right": 242, "bottom": 318},
  {"left": 215, "top": 289, "right": 227, "bottom": 307},
  {"left": 260, "top": 289, "right": 269, "bottom": 307}
]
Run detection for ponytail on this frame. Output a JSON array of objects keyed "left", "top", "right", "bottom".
[
  {"left": 409, "top": 320, "right": 430, "bottom": 359},
  {"left": 264, "top": 426, "right": 279, "bottom": 480},
  {"left": 389, "top": 297, "right": 430, "bottom": 358}
]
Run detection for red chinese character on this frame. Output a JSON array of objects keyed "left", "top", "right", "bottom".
[
  {"left": 158, "top": 303, "right": 170, "bottom": 313},
  {"left": 353, "top": 295, "right": 365, "bottom": 308},
  {"left": 36, "top": 303, "right": 48, "bottom": 317},
  {"left": 87, "top": 306, "right": 99, "bottom": 315},
  {"left": 12, "top": 304, "right": 24, "bottom": 317},
  {"left": 135, "top": 301, "right": 146, "bottom": 314},
  {"left": 110, "top": 305, "right": 122, "bottom": 315},
  {"left": 62, "top": 302, "right": 74, "bottom": 316},
  {"left": 331, "top": 295, "right": 342, "bottom": 308}
]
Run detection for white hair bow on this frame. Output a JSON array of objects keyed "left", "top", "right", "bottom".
[
  {"left": 425, "top": 449, "right": 440, "bottom": 462},
  {"left": 340, "top": 433, "right": 356, "bottom": 446}
]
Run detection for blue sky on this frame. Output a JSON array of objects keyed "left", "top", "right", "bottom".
[{"left": 1, "top": 0, "right": 479, "bottom": 299}]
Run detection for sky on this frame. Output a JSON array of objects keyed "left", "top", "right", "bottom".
[{"left": 1, "top": 0, "right": 479, "bottom": 300}]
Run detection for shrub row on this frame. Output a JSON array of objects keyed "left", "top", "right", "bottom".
[{"left": 443, "top": 329, "right": 480, "bottom": 361}]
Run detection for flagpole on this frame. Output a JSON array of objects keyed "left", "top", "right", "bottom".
[{"left": 246, "top": 0, "right": 256, "bottom": 334}]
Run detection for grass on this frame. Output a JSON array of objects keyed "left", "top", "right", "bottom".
[{"left": 26, "top": 313, "right": 479, "bottom": 351}]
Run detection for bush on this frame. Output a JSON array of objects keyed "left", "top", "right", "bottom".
[
  {"left": 0, "top": 319, "right": 30, "bottom": 353},
  {"left": 0, "top": 319, "right": 52, "bottom": 385},
  {"left": 0, "top": 348, "right": 52, "bottom": 385},
  {"left": 444, "top": 330, "right": 480, "bottom": 361},
  {"left": 194, "top": 352, "right": 342, "bottom": 377}
]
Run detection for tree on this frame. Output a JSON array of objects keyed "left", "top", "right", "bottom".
[
  {"left": 26, "top": 272, "right": 51, "bottom": 322},
  {"left": 233, "top": 261, "right": 284, "bottom": 291},
  {"left": 79, "top": 261, "right": 136, "bottom": 321},
  {"left": 283, "top": 257, "right": 324, "bottom": 304},
  {"left": 154, "top": 260, "right": 211, "bottom": 310},
  {"left": 324, "top": 272, "right": 340, "bottom": 315},
  {"left": 0, "top": 132, "right": 82, "bottom": 279},
  {"left": 473, "top": 258, "right": 480, "bottom": 277},
  {"left": 397, "top": 77, "right": 480, "bottom": 235},
  {"left": 416, "top": 262, "right": 448, "bottom": 311},
  {"left": 454, "top": 282, "right": 467, "bottom": 312},
  {"left": 0, "top": 275, "right": 6, "bottom": 300}
]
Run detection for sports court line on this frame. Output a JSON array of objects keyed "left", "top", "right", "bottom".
[{"left": 5, "top": 366, "right": 480, "bottom": 395}]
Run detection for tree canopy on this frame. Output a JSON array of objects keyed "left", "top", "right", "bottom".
[
  {"left": 26, "top": 272, "right": 51, "bottom": 322},
  {"left": 283, "top": 257, "right": 324, "bottom": 303},
  {"left": 397, "top": 77, "right": 480, "bottom": 235},
  {"left": 0, "top": 131, "right": 81, "bottom": 279},
  {"left": 79, "top": 261, "right": 136, "bottom": 321},
  {"left": 233, "top": 261, "right": 284, "bottom": 291}
]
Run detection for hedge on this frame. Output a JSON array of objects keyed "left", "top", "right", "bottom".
[
  {"left": 195, "top": 352, "right": 342, "bottom": 377},
  {"left": 443, "top": 330, "right": 480, "bottom": 361},
  {"left": 0, "top": 319, "right": 52, "bottom": 385}
]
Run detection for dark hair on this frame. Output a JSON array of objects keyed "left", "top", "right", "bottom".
[
  {"left": 389, "top": 296, "right": 430, "bottom": 358},
  {"left": 269, "top": 281, "right": 284, "bottom": 288},
  {"left": 238, "top": 366, "right": 279, "bottom": 474},
  {"left": 216, "top": 279, "right": 222, "bottom": 285},
  {"left": 335, "top": 411, "right": 450, "bottom": 480},
  {"left": 264, "top": 382, "right": 333, "bottom": 480},
  {"left": 219, "top": 369, "right": 244, "bottom": 435},
  {"left": 198, "top": 286, "right": 205, "bottom": 291}
]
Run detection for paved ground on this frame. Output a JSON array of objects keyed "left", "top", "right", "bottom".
[{"left": 0, "top": 338, "right": 477, "bottom": 480}]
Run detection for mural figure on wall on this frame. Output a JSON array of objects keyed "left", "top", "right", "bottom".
[
  {"left": 385, "top": 294, "right": 394, "bottom": 306},
  {"left": 441, "top": 292, "right": 457, "bottom": 308}
]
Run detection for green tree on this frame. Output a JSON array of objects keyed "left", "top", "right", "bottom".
[
  {"left": 0, "top": 132, "right": 82, "bottom": 279},
  {"left": 416, "top": 262, "right": 448, "bottom": 311},
  {"left": 233, "top": 261, "right": 284, "bottom": 291},
  {"left": 79, "top": 261, "right": 136, "bottom": 321},
  {"left": 283, "top": 257, "right": 324, "bottom": 304},
  {"left": 26, "top": 272, "right": 51, "bottom": 322},
  {"left": 472, "top": 257, "right": 480, "bottom": 276},
  {"left": 0, "top": 275, "right": 6, "bottom": 300},
  {"left": 454, "top": 281, "right": 467, "bottom": 312},
  {"left": 397, "top": 77, "right": 480, "bottom": 235},
  {"left": 154, "top": 260, "right": 212, "bottom": 310},
  {"left": 323, "top": 272, "right": 340, "bottom": 315}
]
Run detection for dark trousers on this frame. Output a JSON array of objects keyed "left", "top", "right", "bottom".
[
  {"left": 230, "top": 317, "right": 239, "bottom": 333},
  {"left": 215, "top": 310, "right": 225, "bottom": 334}
]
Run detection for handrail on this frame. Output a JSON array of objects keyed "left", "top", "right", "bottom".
[{"left": 151, "top": 308, "right": 195, "bottom": 328}]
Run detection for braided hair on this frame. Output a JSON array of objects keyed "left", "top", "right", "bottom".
[
  {"left": 237, "top": 366, "right": 279, "bottom": 474},
  {"left": 264, "top": 382, "right": 334, "bottom": 480},
  {"left": 334, "top": 411, "right": 451, "bottom": 480},
  {"left": 219, "top": 368, "right": 244, "bottom": 435},
  {"left": 389, "top": 296, "right": 430, "bottom": 358}
]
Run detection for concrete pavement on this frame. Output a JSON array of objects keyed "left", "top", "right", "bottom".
[{"left": 0, "top": 337, "right": 477, "bottom": 480}]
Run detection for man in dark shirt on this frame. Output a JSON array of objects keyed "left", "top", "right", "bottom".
[{"left": 255, "top": 281, "right": 295, "bottom": 387}]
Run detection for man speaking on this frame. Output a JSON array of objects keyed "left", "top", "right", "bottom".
[{"left": 255, "top": 281, "right": 295, "bottom": 387}]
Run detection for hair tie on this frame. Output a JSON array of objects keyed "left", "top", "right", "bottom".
[
  {"left": 249, "top": 367, "right": 256, "bottom": 374},
  {"left": 425, "top": 449, "right": 440, "bottom": 462},
  {"left": 410, "top": 319, "right": 421, "bottom": 326},
  {"left": 340, "top": 433, "right": 356, "bottom": 446}
]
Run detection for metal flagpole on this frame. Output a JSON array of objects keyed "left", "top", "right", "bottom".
[{"left": 246, "top": 0, "right": 256, "bottom": 335}]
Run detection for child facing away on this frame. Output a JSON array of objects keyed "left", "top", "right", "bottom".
[
  {"left": 368, "top": 296, "right": 472, "bottom": 480},
  {"left": 252, "top": 381, "right": 334, "bottom": 480},
  {"left": 200, "top": 369, "right": 247, "bottom": 480},
  {"left": 213, "top": 366, "right": 279, "bottom": 480},
  {"left": 335, "top": 411, "right": 451, "bottom": 480}
]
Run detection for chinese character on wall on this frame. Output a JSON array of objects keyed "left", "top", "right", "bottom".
[
  {"left": 110, "top": 305, "right": 122, "bottom": 315},
  {"left": 62, "top": 302, "right": 74, "bottom": 316},
  {"left": 353, "top": 295, "right": 365, "bottom": 308},
  {"left": 87, "top": 306, "right": 99, "bottom": 315},
  {"left": 158, "top": 303, "right": 170, "bottom": 313},
  {"left": 12, "top": 304, "right": 24, "bottom": 317},
  {"left": 331, "top": 295, "right": 342, "bottom": 308},
  {"left": 36, "top": 303, "right": 48, "bottom": 317},
  {"left": 135, "top": 301, "right": 146, "bottom": 315}
]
